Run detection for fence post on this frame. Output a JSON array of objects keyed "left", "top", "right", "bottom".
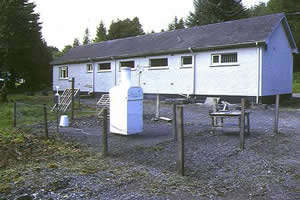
[
  {"left": 56, "top": 94, "right": 59, "bottom": 133},
  {"left": 274, "top": 94, "right": 280, "bottom": 134},
  {"left": 78, "top": 89, "right": 81, "bottom": 110},
  {"left": 176, "top": 105, "right": 184, "bottom": 176},
  {"left": 173, "top": 104, "right": 177, "bottom": 141},
  {"left": 71, "top": 77, "right": 75, "bottom": 120},
  {"left": 155, "top": 94, "right": 160, "bottom": 119},
  {"left": 240, "top": 98, "right": 245, "bottom": 150},
  {"left": 102, "top": 108, "right": 108, "bottom": 156},
  {"left": 13, "top": 102, "right": 17, "bottom": 128},
  {"left": 43, "top": 104, "right": 49, "bottom": 139}
]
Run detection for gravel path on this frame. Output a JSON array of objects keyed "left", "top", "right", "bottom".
[{"left": 3, "top": 98, "right": 300, "bottom": 199}]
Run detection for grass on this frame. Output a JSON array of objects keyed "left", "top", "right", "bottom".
[
  {"left": 0, "top": 92, "right": 95, "bottom": 129},
  {"left": 293, "top": 82, "right": 300, "bottom": 93}
]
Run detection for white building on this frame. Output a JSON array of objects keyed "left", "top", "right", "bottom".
[{"left": 52, "top": 13, "right": 298, "bottom": 103}]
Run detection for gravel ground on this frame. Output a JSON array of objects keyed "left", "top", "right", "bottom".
[{"left": 2, "top": 98, "right": 300, "bottom": 199}]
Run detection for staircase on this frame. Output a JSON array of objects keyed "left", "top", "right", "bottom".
[
  {"left": 96, "top": 94, "right": 110, "bottom": 118},
  {"left": 52, "top": 88, "right": 80, "bottom": 112}
]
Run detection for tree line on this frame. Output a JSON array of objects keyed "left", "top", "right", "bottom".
[{"left": 0, "top": 0, "right": 299, "bottom": 102}]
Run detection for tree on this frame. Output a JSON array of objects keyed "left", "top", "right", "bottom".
[
  {"left": 265, "top": 0, "right": 300, "bottom": 72},
  {"left": 0, "top": 0, "right": 51, "bottom": 91},
  {"left": 107, "top": 17, "right": 145, "bottom": 40},
  {"left": 94, "top": 21, "right": 107, "bottom": 42},
  {"left": 82, "top": 28, "right": 90, "bottom": 45},
  {"left": 73, "top": 38, "right": 80, "bottom": 47},
  {"left": 249, "top": 2, "right": 267, "bottom": 17},
  {"left": 168, "top": 16, "right": 185, "bottom": 31},
  {"left": 186, "top": 0, "right": 249, "bottom": 27}
]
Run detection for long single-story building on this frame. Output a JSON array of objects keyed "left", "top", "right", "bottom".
[{"left": 51, "top": 13, "right": 298, "bottom": 103}]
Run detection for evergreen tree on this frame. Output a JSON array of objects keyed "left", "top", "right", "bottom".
[
  {"left": 249, "top": 2, "right": 267, "bottom": 17},
  {"left": 168, "top": 16, "right": 185, "bottom": 31},
  {"left": 94, "top": 21, "right": 107, "bottom": 42},
  {"left": 107, "top": 17, "right": 145, "bottom": 40},
  {"left": 0, "top": 0, "right": 51, "bottom": 91},
  {"left": 73, "top": 38, "right": 80, "bottom": 47},
  {"left": 82, "top": 28, "right": 90, "bottom": 45},
  {"left": 186, "top": 0, "right": 249, "bottom": 27}
]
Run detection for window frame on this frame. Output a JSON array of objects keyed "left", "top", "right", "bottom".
[
  {"left": 86, "top": 64, "right": 93, "bottom": 73},
  {"left": 181, "top": 56, "right": 193, "bottom": 68},
  {"left": 211, "top": 52, "right": 239, "bottom": 67},
  {"left": 59, "top": 66, "right": 68, "bottom": 79},
  {"left": 120, "top": 60, "right": 135, "bottom": 70},
  {"left": 149, "top": 57, "right": 169, "bottom": 70},
  {"left": 98, "top": 62, "right": 112, "bottom": 72}
]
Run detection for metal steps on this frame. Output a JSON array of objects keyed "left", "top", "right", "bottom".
[{"left": 51, "top": 88, "right": 80, "bottom": 112}]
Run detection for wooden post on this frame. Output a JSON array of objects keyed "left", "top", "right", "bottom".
[
  {"left": 176, "top": 106, "right": 184, "bottom": 176},
  {"left": 274, "top": 94, "right": 280, "bottom": 134},
  {"left": 213, "top": 98, "right": 217, "bottom": 126},
  {"left": 240, "top": 98, "right": 245, "bottom": 150},
  {"left": 56, "top": 94, "right": 59, "bottom": 133},
  {"left": 102, "top": 108, "right": 108, "bottom": 156},
  {"left": 173, "top": 104, "right": 177, "bottom": 141},
  {"left": 155, "top": 94, "right": 160, "bottom": 119},
  {"left": 13, "top": 102, "right": 17, "bottom": 128},
  {"left": 43, "top": 104, "right": 49, "bottom": 139},
  {"left": 71, "top": 77, "right": 75, "bottom": 120}
]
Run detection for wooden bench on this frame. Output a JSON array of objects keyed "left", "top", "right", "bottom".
[{"left": 209, "top": 110, "right": 250, "bottom": 133}]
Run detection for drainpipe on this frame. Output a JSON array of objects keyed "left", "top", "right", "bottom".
[
  {"left": 188, "top": 47, "right": 196, "bottom": 95},
  {"left": 89, "top": 58, "right": 95, "bottom": 94},
  {"left": 256, "top": 43, "right": 262, "bottom": 104},
  {"left": 111, "top": 56, "right": 117, "bottom": 86}
]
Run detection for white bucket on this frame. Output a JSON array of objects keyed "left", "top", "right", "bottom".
[{"left": 59, "top": 115, "right": 69, "bottom": 127}]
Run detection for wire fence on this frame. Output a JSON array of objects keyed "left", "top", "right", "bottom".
[
  {"left": 13, "top": 101, "right": 99, "bottom": 139},
  {"left": 293, "top": 72, "right": 300, "bottom": 83}
]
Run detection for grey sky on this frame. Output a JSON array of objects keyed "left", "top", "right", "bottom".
[{"left": 30, "top": 0, "right": 269, "bottom": 50}]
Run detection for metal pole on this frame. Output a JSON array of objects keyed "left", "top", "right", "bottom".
[
  {"left": 56, "top": 94, "right": 59, "bottom": 133},
  {"left": 43, "top": 104, "right": 49, "bottom": 139},
  {"left": 274, "top": 94, "right": 280, "bottom": 134},
  {"left": 78, "top": 89, "right": 81, "bottom": 110},
  {"left": 13, "top": 102, "right": 16, "bottom": 128},
  {"left": 240, "top": 98, "right": 245, "bottom": 150},
  {"left": 176, "top": 106, "right": 184, "bottom": 176},
  {"left": 102, "top": 108, "right": 108, "bottom": 156},
  {"left": 173, "top": 104, "right": 177, "bottom": 141},
  {"left": 213, "top": 98, "right": 217, "bottom": 126},
  {"left": 155, "top": 94, "right": 160, "bottom": 119},
  {"left": 71, "top": 77, "right": 75, "bottom": 120}
]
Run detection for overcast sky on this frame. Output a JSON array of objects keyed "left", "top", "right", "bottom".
[{"left": 30, "top": 0, "right": 269, "bottom": 50}]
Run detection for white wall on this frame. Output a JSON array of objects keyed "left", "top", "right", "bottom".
[
  {"left": 53, "top": 63, "right": 93, "bottom": 92},
  {"left": 262, "top": 23, "right": 293, "bottom": 96},
  {"left": 195, "top": 47, "right": 259, "bottom": 96},
  {"left": 53, "top": 48, "right": 261, "bottom": 96}
]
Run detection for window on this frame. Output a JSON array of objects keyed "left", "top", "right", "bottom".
[
  {"left": 150, "top": 58, "right": 168, "bottom": 68},
  {"left": 211, "top": 53, "right": 238, "bottom": 66},
  {"left": 59, "top": 66, "right": 68, "bottom": 79},
  {"left": 120, "top": 61, "right": 135, "bottom": 69},
  {"left": 86, "top": 64, "right": 93, "bottom": 73},
  {"left": 98, "top": 62, "right": 111, "bottom": 71},
  {"left": 181, "top": 56, "right": 193, "bottom": 66}
]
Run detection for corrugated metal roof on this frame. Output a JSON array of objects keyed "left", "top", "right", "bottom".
[{"left": 52, "top": 13, "right": 286, "bottom": 65}]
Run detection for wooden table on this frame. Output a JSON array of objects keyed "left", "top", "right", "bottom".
[{"left": 209, "top": 110, "right": 250, "bottom": 133}]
